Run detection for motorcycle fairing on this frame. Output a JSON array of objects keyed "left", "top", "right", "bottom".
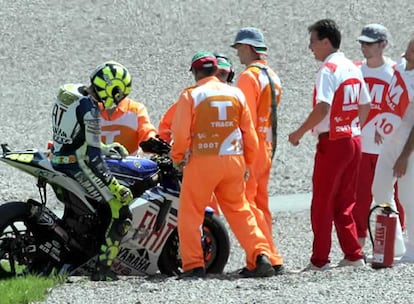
[{"left": 105, "top": 156, "right": 158, "bottom": 180}]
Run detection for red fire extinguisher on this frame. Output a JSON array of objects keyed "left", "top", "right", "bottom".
[{"left": 368, "top": 204, "right": 398, "bottom": 269}]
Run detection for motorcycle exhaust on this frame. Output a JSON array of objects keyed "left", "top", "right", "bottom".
[{"left": 28, "top": 199, "right": 83, "bottom": 252}]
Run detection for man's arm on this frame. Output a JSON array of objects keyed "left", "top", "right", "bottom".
[
  {"left": 358, "top": 103, "right": 371, "bottom": 127},
  {"left": 158, "top": 102, "right": 178, "bottom": 143},
  {"left": 393, "top": 126, "right": 414, "bottom": 177},
  {"left": 288, "top": 102, "right": 330, "bottom": 146},
  {"left": 136, "top": 104, "right": 157, "bottom": 143},
  {"left": 237, "top": 71, "right": 260, "bottom": 127},
  {"left": 170, "top": 91, "right": 192, "bottom": 163},
  {"left": 238, "top": 95, "right": 259, "bottom": 166}
]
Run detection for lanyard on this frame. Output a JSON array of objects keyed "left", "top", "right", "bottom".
[{"left": 249, "top": 63, "right": 278, "bottom": 161}]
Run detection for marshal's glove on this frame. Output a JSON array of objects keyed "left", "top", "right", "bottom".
[
  {"left": 101, "top": 142, "right": 129, "bottom": 158},
  {"left": 108, "top": 178, "right": 133, "bottom": 205},
  {"left": 244, "top": 167, "right": 250, "bottom": 181},
  {"left": 173, "top": 160, "right": 186, "bottom": 173}
]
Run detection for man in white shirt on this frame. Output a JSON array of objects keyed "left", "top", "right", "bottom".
[
  {"left": 289, "top": 19, "right": 371, "bottom": 270},
  {"left": 372, "top": 37, "right": 414, "bottom": 263},
  {"left": 352, "top": 24, "right": 406, "bottom": 256}
]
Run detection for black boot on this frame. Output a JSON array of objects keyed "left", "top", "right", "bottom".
[
  {"left": 90, "top": 219, "right": 123, "bottom": 281},
  {"left": 91, "top": 262, "right": 119, "bottom": 281},
  {"left": 239, "top": 254, "right": 275, "bottom": 278},
  {"left": 90, "top": 202, "right": 132, "bottom": 281},
  {"left": 272, "top": 264, "right": 285, "bottom": 275},
  {"left": 177, "top": 267, "right": 206, "bottom": 280}
]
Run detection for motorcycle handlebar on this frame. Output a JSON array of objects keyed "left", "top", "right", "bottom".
[{"left": 140, "top": 136, "right": 171, "bottom": 156}]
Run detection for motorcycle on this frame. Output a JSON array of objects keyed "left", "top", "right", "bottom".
[{"left": 0, "top": 138, "right": 230, "bottom": 278}]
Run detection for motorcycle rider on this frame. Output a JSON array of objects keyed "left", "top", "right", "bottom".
[
  {"left": 58, "top": 62, "right": 157, "bottom": 157},
  {"left": 51, "top": 63, "right": 135, "bottom": 281}
]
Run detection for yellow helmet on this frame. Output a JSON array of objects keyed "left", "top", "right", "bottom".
[{"left": 90, "top": 61, "right": 132, "bottom": 108}]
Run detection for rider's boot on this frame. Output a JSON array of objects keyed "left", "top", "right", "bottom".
[{"left": 91, "top": 202, "right": 132, "bottom": 281}]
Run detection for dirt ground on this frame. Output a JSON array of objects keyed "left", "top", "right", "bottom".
[{"left": 1, "top": 0, "right": 413, "bottom": 202}]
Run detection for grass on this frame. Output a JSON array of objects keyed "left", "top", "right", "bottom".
[
  {"left": 0, "top": 269, "right": 63, "bottom": 304},
  {"left": 0, "top": 275, "right": 58, "bottom": 304}
]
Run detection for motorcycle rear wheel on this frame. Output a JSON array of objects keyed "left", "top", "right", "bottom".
[
  {"left": 0, "top": 202, "right": 34, "bottom": 278},
  {"left": 157, "top": 212, "right": 230, "bottom": 276}
]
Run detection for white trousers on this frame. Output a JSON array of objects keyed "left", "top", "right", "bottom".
[{"left": 372, "top": 132, "right": 414, "bottom": 256}]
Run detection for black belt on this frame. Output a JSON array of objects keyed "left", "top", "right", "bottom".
[{"left": 318, "top": 132, "right": 329, "bottom": 140}]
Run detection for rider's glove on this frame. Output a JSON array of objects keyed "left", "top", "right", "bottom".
[
  {"left": 101, "top": 142, "right": 129, "bottom": 158},
  {"left": 108, "top": 178, "right": 133, "bottom": 205}
]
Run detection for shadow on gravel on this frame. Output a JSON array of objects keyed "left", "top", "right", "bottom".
[
  {"left": 65, "top": 264, "right": 378, "bottom": 284},
  {"left": 66, "top": 269, "right": 300, "bottom": 283},
  {"left": 141, "top": 270, "right": 290, "bottom": 282},
  {"left": 128, "top": 272, "right": 243, "bottom": 282}
]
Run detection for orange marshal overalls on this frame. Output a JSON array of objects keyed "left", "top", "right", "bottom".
[
  {"left": 237, "top": 60, "right": 283, "bottom": 268},
  {"left": 158, "top": 97, "right": 220, "bottom": 214},
  {"left": 158, "top": 101, "right": 179, "bottom": 144},
  {"left": 171, "top": 76, "right": 274, "bottom": 271},
  {"left": 99, "top": 97, "right": 157, "bottom": 155}
]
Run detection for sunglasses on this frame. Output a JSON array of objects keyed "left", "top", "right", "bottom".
[{"left": 359, "top": 41, "right": 382, "bottom": 46}]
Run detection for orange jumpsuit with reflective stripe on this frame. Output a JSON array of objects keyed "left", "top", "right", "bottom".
[
  {"left": 99, "top": 97, "right": 157, "bottom": 155},
  {"left": 158, "top": 98, "right": 220, "bottom": 214},
  {"left": 171, "top": 76, "right": 273, "bottom": 271},
  {"left": 237, "top": 60, "right": 283, "bottom": 267},
  {"left": 158, "top": 101, "right": 178, "bottom": 144}
]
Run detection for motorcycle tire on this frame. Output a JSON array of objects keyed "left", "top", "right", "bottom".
[
  {"left": 0, "top": 202, "right": 32, "bottom": 278},
  {"left": 157, "top": 212, "right": 230, "bottom": 276}
]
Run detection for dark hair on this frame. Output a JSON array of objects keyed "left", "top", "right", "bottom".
[
  {"left": 308, "top": 19, "right": 341, "bottom": 49},
  {"left": 194, "top": 66, "right": 217, "bottom": 77}
]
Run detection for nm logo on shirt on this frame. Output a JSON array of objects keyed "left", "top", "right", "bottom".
[
  {"left": 386, "top": 75, "right": 405, "bottom": 111},
  {"left": 342, "top": 83, "right": 360, "bottom": 111}
]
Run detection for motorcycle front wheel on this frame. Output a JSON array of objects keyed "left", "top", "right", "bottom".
[{"left": 157, "top": 212, "right": 230, "bottom": 276}]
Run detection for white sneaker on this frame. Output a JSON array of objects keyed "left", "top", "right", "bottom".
[
  {"left": 302, "top": 262, "right": 331, "bottom": 272},
  {"left": 337, "top": 258, "right": 365, "bottom": 268},
  {"left": 364, "top": 255, "right": 373, "bottom": 264}
]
